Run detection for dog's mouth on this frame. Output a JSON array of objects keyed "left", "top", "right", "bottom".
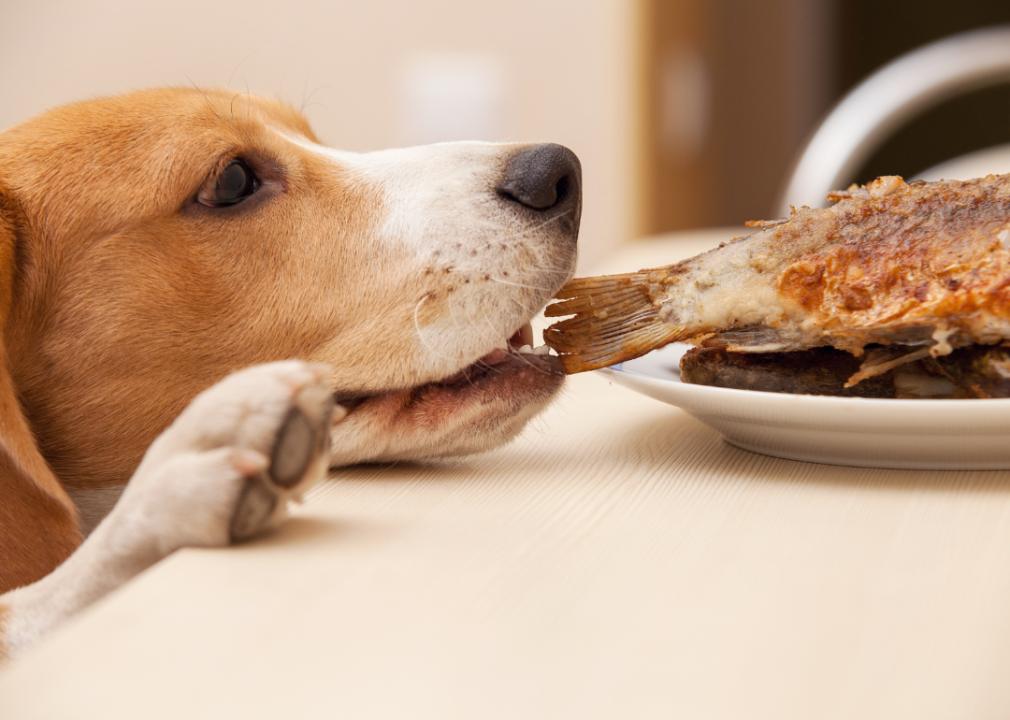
[{"left": 332, "top": 321, "right": 562, "bottom": 413}]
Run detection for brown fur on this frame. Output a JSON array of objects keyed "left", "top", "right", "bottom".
[
  {"left": 0, "top": 88, "right": 576, "bottom": 592},
  {"left": 0, "top": 90, "right": 371, "bottom": 587},
  {"left": 0, "top": 189, "right": 81, "bottom": 588}
]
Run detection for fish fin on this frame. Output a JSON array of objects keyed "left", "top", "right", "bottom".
[
  {"left": 544, "top": 272, "right": 683, "bottom": 373},
  {"left": 844, "top": 347, "right": 931, "bottom": 387},
  {"left": 710, "top": 327, "right": 808, "bottom": 352}
]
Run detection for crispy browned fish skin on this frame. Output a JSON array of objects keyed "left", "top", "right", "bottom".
[{"left": 545, "top": 174, "right": 1010, "bottom": 374}]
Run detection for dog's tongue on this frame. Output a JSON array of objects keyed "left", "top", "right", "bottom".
[{"left": 485, "top": 324, "right": 533, "bottom": 363}]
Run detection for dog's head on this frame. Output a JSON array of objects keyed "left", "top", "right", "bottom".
[{"left": 0, "top": 88, "right": 580, "bottom": 489}]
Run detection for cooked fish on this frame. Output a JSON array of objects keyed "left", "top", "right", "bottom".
[
  {"left": 680, "top": 344, "right": 1010, "bottom": 398},
  {"left": 544, "top": 174, "right": 1010, "bottom": 381},
  {"left": 679, "top": 346, "right": 907, "bottom": 397}
]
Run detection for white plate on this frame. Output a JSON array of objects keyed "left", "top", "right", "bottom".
[{"left": 600, "top": 344, "right": 1010, "bottom": 469}]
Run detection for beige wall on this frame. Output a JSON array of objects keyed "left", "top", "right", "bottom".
[{"left": 0, "top": 0, "right": 642, "bottom": 269}]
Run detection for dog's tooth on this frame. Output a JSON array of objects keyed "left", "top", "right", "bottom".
[
  {"left": 517, "top": 344, "right": 534, "bottom": 354},
  {"left": 532, "top": 344, "right": 551, "bottom": 356},
  {"left": 520, "top": 322, "right": 535, "bottom": 348}
]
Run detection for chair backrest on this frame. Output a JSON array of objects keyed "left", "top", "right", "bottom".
[
  {"left": 777, "top": 26, "right": 1010, "bottom": 217},
  {"left": 915, "top": 143, "right": 1010, "bottom": 183}
]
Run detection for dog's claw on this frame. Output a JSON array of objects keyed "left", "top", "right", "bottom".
[
  {"left": 230, "top": 474, "right": 278, "bottom": 541},
  {"left": 214, "top": 365, "right": 335, "bottom": 540},
  {"left": 228, "top": 376, "right": 337, "bottom": 539},
  {"left": 271, "top": 409, "right": 317, "bottom": 487},
  {"left": 271, "top": 385, "right": 335, "bottom": 488}
]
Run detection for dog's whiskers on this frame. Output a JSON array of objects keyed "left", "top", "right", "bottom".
[
  {"left": 474, "top": 306, "right": 508, "bottom": 353},
  {"left": 300, "top": 84, "right": 336, "bottom": 115},
  {"left": 465, "top": 213, "right": 574, "bottom": 251},
  {"left": 226, "top": 51, "right": 260, "bottom": 98},
  {"left": 448, "top": 293, "right": 490, "bottom": 391},
  {"left": 413, "top": 293, "right": 500, "bottom": 377},
  {"left": 486, "top": 276, "right": 553, "bottom": 292},
  {"left": 175, "top": 69, "right": 223, "bottom": 122},
  {"left": 411, "top": 294, "right": 459, "bottom": 364}
]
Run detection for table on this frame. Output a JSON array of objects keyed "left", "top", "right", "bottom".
[{"left": 4, "top": 229, "right": 1010, "bottom": 719}]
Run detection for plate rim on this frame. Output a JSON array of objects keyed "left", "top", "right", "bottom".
[{"left": 598, "top": 344, "right": 1010, "bottom": 434}]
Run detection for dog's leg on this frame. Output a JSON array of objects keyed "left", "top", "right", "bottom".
[{"left": 0, "top": 360, "right": 339, "bottom": 659}]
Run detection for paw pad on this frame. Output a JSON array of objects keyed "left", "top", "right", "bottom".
[{"left": 229, "top": 378, "right": 337, "bottom": 541}]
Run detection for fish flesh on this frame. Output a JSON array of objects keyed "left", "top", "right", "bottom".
[
  {"left": 679, "top": 344, "right": 1010, "bottom": 398},
  {"left": 544, "top": 174, "right": 1010, "bottom": 389},
  {"left": 679, "top": 346, "right": 908, "bottom": 397}
]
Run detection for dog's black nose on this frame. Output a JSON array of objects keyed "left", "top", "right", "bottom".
[{"left": 498, "top": 143, "right": 582, "bottom": 214}]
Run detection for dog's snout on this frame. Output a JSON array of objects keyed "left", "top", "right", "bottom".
[{"left": 498, "top": 143, "right": 582, "bottom": 214}]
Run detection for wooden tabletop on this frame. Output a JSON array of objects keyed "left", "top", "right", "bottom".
[{"left": 4, "top": 229, "right": 1010, "bottom": 719}]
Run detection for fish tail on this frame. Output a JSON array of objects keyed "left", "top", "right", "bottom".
[{"left": 543, "top": 272, "right": 683, "bottom": 373}]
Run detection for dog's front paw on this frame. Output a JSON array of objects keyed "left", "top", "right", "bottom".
[{"left": 113, "top": 362, "right": 340, "bottom": 556}]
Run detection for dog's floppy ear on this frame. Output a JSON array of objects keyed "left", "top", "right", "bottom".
[{"left": 0, "top": 187, "right": 80, "bottom": 591}]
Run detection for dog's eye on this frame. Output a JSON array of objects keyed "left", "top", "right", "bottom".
[{"left": 199, "top": 159, "right": 259, "bottom": 207}]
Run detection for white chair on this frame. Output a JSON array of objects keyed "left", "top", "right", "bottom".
[{"left": 778, "top": 26, "right": 1010, "bottom": 216}]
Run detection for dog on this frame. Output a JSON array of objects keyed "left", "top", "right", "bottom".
[{"left": 0, "top": 88, "right": 581, "bottom": 657}]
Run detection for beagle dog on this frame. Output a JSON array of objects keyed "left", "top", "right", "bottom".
[{"left": 0, "top": 88, "right": 580, "bottom": 657}]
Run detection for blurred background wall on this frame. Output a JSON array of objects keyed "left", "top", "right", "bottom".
[
  {"left": 0, "top": 0, "right": 643, "bottom": 270},
  {"left": 2, "top": 0, "right": 1010, "bottom": 261},
  {"left": 643, "top": 0, "right": 1010, "bottom": 232}
]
